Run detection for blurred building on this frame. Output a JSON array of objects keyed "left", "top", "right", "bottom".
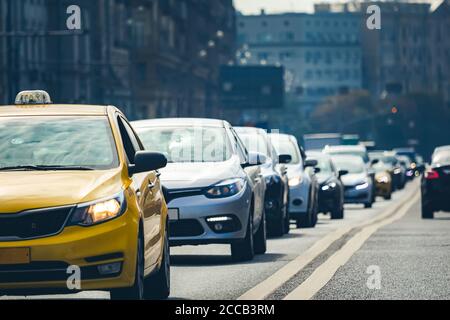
[
  {"left": 0, "top": 0, "right": 236, "bottom": 119},
  {"left": 130, "top": 0, "right": 236, "bottom": 119},
  {"left": 236, "top": 10, "right": 363, "bottom": 116},
  {"left": 429, "top": 0, "right": 450, "bottom": 107},
  {"left": 0, "top": 0, "right": 49, "bottom": 103},
  {"left": 357, "top": 1, "right": 431, "bottom": 98},
  {"left": 316, "top": 0, "right": 450, "bottom": 107}
]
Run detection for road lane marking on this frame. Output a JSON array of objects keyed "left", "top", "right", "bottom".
[
  {"left": 238, "top": 182, "right": 419, "bottom": 300},
  {"left": 284, "top": 192, "right": 420, "bottom": 300}
]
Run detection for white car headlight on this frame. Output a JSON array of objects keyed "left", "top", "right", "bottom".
[
  {"left": 289, "top": 176, "right": 302, "bottom": 187},
  {"left": 205, "top": 178, "right": 245, "bottom": 198},
  {"left": 355, "top": 182, "right": 370, "bottom": 190},
  {"left": 69, "top": 191, "right": 126, "bottom": 226},
  {"left": 322, "top": 182, "right": 337, "bottom": 191}
]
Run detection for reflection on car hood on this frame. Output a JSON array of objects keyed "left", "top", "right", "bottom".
[
  {"left": 341, "top": 173, "right": 367, "bottom": 186},
  {"left": 0, "top": 169, "right": 123, "bottom": 213},
  {"left": 159, "top": 158, "right": 241, "bottom": 189},
  {"left": 316, "top": 173, "right": 332, "bottom": 185}
]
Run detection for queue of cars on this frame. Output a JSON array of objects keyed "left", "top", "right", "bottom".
[{"left": 0, "top": 90, "right": 426, "bottom": 299}]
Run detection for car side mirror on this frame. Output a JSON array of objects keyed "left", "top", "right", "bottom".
[
  {"left": 338, "top": 170, "right": 349, "bottom": 178},
  {"left": 279, "top": 154, "right": 292, "bottom": 164},
  {"left": 371, "top": 159, "right": 379, "bottom": 166},
  {"left": 243, "top": 152, "right": 267, "bottom": 168},
  {"left": 304, "top": 159, "right": 318, "bottom": 168},
  {"left": 129, "top": 151, "right": 167, "bottom": 176},
  {"left": 314, "top": 167, "right": 321, "bottom": 174}
]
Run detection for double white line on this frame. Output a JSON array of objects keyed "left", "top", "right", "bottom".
[{"left": 238, "top": 184, "right": 420, "bottom": 300}]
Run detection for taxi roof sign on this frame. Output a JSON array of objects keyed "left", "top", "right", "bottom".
[{"left": 15, "top": 90, "right": 52, "bottom": 105}]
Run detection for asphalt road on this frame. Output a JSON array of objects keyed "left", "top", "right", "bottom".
[
  {"left": 3, "top": 180, "right": 447, "bottom": 300},
  {"left": 312, "top": 195, "right": 450, "bottom": 300}
]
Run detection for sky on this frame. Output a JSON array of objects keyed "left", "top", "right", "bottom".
[{"left": 233, "top": 0, "right": 435, "bottom": 14}]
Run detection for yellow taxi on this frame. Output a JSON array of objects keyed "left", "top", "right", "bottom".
[{"left": 0, "top": 91, "right": 170, "bottom": 299}]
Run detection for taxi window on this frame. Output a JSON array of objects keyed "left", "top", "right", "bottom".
[
  {"left": 117, "top": 116, "right": 139, "bottom": 164},
  {"left": 0, "top": 116, "right": 119, "bottom": 170}
]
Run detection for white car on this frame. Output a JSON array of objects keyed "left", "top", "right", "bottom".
[
  {"left": 269, "top": 133, "right": 320, "bottom": 228},
  {"left": 132, "top": 118, "right": 267, "bottom": 261}
]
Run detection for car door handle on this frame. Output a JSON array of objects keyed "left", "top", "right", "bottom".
[
  {"left": 156, "top": 171, "right": 161, "bottom": 178},
  {"left": 148, "top": 182, "right": 155, "bottom": 189}
]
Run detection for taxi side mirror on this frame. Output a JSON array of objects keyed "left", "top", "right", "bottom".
[{"left": 130, "top": 151, "right": 167, "bottom": 175}]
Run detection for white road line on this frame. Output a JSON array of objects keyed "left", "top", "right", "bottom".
[
  {"left": 284, "top": 192, "right": 420, "bottom": 300},
  {"left": 238, "top": 182, "right": 419, "bottom": 300}
]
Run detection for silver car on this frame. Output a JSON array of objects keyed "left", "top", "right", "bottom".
[
  {"left": 269, "top": 133, "right": 320, "bottom": 228},
  {"left": 132, "top": 118, "right": 266, "bottom": 261},
  {"left": 331, "top": 155, "right": 375, "bottom": 208}
]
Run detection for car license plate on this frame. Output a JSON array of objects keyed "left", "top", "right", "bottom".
[
  {"left": 168, "top": 208, "right": 179, "bottom": 221},
  {"left": 0, "top": 248, "right": 30, "bottom": 265}
]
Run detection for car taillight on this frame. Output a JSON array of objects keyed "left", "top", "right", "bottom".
[{"left": 425, "top": 170, "right": 439, "bottom": 180}]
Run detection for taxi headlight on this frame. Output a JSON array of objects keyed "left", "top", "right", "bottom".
[
  {"left": 69, "top": 191, "right": 126, "bottom": 226},
  {"left": 205, "top": 178, "right": 245, "bottom": 198},
  {"left": 289, "top": 176, "right": 302, "bottom": 187}
]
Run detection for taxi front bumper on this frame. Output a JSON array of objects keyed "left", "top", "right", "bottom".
[{"left": 0, "top": 211, "right": 138, "bottom": 292}]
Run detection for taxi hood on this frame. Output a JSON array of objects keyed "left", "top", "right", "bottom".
[{"left": 0, "top": 169, "right": 123, "bottom": 213}]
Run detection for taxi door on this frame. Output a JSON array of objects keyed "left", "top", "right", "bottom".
[{"left": 116, "top": 116, "right": 164, "bottom": 269}]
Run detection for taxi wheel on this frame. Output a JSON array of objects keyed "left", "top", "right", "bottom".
[
  {"left": 144, "top": 222, "right": 171, "bottom": 299},
  {"left": 231, "top": 209, "right": 254, "bottom": 262},
  {"left": 110, "top": 234, "right": 145, "bottom": 300},
  {"left": 254, "top": 209, "right": 267, "bottom": 255}
]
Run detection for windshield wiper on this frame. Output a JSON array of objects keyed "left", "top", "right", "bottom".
[{"left": 0, "top": 165, "right": 95, "bottom": 171}]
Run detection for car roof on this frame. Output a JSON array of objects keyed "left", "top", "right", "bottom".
[
  {"left": 268, "top": 132, "right": 296, "bottom": 141},
  {"left": 329, "top": 154, "right": 365, "bottom": 163},
  {"left": 234, "top": 127, "right": 267, "bottom": 135},
  {"left": 306, "top": 150, "right": 331, "bottom": 159},
  {"left": 0, "top": 104, "right": 109, "bottom": 116},
  {"left": 325, "top": 145, "right": 367, "bottom": 152},
  {"left": 434, "top": 145, "right": 450, "bottom": 153},
  {"left": 132, "top": 118, "right": 226, "bottom": 128}
]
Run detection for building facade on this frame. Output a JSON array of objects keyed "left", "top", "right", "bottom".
[
  {"left": 236, "top": 10, "right": 363, "bottom": 116},
  {"left": 0, "top": 0, "right": 236, "bottom": 119}
]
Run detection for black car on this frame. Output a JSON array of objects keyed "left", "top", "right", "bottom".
[
  {"left": 307, "top": 151, "right": 346, "bottom": 219},
  {"left": 421, "top": 146, "right": 450, "bottom": 219},
  {"left": 235, "top": 127, "right": 291, "bottom": 236},
  {"left": 394, "top": 148, "right": 424, "bottom": 177}
]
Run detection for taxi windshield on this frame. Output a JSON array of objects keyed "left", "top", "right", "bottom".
[{"left": 0, "top": 116, "right": 119, "bottom": 170}]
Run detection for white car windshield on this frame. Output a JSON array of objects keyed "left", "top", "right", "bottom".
[
  {"left": 332, "top": 156, "right": 365, "bottom": 174},
  {"left": 135, "top": 126, "right": 232, "bottom": 163}
]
